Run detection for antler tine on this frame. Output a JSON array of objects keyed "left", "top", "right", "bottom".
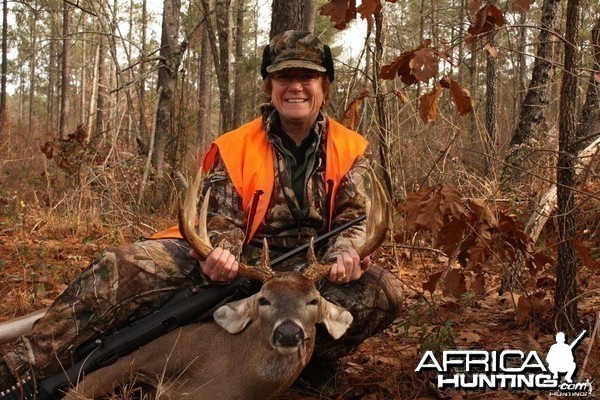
[
  {"left": 178, "top": 169, "right": 214, "bottom": 259},
  {"left": 237, "top": 238, "right": 277, "bottom": 282},
  {"left": 303, "top": 166, "right": 391, "bottom": 283},
  {"left": 303, "top": 238, "right": 331, "bottom": 282},
  {"left": 353, "top": 166, "right": 391, "bottom": 259},
  {"left": 179, "top": 170, "right": 277, "bottom": 283}
]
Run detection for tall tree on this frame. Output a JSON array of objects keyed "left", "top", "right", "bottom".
[
  {"left": 270, "top": 0, "right": 315, "bottom": 37},
  {"left": 232, "top": 0, "right": 245, "bottom": 127},
  {"left": 484, "top": 51, "right": 498, "bottom": 176},
  {"left": 0, "top": 0, "right": 8, "bottom": 134},
  {"left": 200, "top": 0, "right": 233, "bottom": 132},
  {"left": 555, "top": 0, "right": 580, "bottom": 335},
  {"left": 152, "top": 0, "right": 185, "bottom": 189},
  {"left": 500, "top": 0, "right": 561, "bottom": 190},
  {"left": 59, "top": 1, "right": 71, "bottom": 139},
  {"left": 197, "top": 23, "right": 212, "bottom": 150},
  {"left": 575, "top": 16, "right": 600, "bottom": 152}
]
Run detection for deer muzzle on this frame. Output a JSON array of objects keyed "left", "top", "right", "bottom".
[{"left": 272, "top": 319, "right": 305, "bottom": 348}]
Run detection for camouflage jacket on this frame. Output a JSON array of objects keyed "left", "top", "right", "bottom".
[{"left": 201, "top": 107, "right": 371, "bottom": 271}]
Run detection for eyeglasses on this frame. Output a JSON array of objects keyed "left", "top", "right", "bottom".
[{"left": 270, "top": 71, "right": 323, "bottom": 85}]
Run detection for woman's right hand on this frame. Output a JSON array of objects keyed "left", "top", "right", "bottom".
[{"left": 191, "top": 247, "right": 239, "bottom": 282}]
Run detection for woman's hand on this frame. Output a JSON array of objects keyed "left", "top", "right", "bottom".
[
  {"left": 328, "top": 248, "right": 371, "bottom": 285},
  {"left": 191, "top": 247, "right": 239, "bottom": 282}
]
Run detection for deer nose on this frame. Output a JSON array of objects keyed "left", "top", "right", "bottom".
[{"left": 273, "top": 320, "right": 304, "bottom": 347}]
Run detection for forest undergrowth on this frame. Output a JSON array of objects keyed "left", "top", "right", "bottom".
[{"left": 1, "top": 134, "right": 598, "bottom": 400}]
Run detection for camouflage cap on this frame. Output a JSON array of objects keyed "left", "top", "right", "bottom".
[{"left": 261, "top": 30, "right": 335, "bottom": 81}]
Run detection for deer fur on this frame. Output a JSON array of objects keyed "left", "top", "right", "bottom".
[{"left": 63, "top": 272, "right": 352, "bottom": 399}]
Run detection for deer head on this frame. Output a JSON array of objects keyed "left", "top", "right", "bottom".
[{"left": 177, "top": 166, "right": 390, "bottom": 364}]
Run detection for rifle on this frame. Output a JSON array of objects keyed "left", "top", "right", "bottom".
[{"left": 3, "top": 215, "right": 366, "bottom": 400}]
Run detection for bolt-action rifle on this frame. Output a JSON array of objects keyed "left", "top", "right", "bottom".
[{"left": 2, "top": 215, "right": 366, "bottom": 400}]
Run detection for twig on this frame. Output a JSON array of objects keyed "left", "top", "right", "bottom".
[{"left": 578, "top": 311, "right": 599, "bottom": 381}]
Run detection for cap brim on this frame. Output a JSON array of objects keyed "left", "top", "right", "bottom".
[{"left": 266, "top": 60, "right": 326, "bottom": 74}]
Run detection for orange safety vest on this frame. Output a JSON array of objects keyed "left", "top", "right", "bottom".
[{"left": 150, "top": 117, "right": 368, "bottom": 242}]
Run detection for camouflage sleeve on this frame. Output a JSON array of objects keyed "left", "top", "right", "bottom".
[
  {"left": 200, "top": 151, "right": 246, "bottom": 259},
  {"left": 321, "top": 154, "right": 371, "bottom": 262}
]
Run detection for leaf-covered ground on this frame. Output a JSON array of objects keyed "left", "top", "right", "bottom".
[{"left": 1, "top": 211, "right": 598, "bottom": 400}]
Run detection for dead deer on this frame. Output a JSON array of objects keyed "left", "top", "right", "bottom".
[{"left": 2, "top": 167, "right": 390, "bottom": 400}]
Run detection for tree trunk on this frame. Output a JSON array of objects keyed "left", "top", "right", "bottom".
[
  {"left": 484, "top": 51, "right": 497, "bottom": 176},
  {"left": 0, "top": 0, "right": 7, "bottom": 135},
  {"left": 197, "top": 24, "right": 211, "bottom": 151},
  {"left": 232, "top": 0, "right": 245, "bottom": 127},
  {"left": 555, "top": 0, "right": 579, "bottom": 336},
  {"left": 136, "top": 0, "right": 149, "bottom": 153},
  {"left": 95, "top": 35, "right": 107, "bottom": 137},
  {"left": 215, "top": 0, "right": 232, "bottom": 131},
  {"left": 574, "top": 16, "right": 600, "bottom": 152},
  {"left": 152, "top": 0, "right": 184, "bottom": 196},
  {"left": 59, "top": 1, "right": 71, "bottom": 139},
  {"left": 28, "top": 11, "right": 37, "bottom": 134},
  {"left": 200, "top": 0, "right": 233, "bottom": 133},
  {"left": 525, "top": 136, "right": 600, "bottom": 244},
  {"left": 500, "top": 0, "right": 561, "bottom": 190},
  {"left": 372, "top": 12, "right": 393, "bottom": 196},
  {"left": 270, "top": 0, "right": 315, "bottom": 37}
]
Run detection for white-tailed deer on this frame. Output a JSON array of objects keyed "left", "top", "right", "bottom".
[{"left": 1, "top": 167, "right": 390, "bottom": 400}]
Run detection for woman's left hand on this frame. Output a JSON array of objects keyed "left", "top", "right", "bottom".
[{"left": 328, "top": 248, "right": 371, "bottom": 284}]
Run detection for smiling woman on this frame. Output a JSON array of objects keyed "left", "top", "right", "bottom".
[{"left": 0, "top": 30, "right": 402, "bottom": 395}]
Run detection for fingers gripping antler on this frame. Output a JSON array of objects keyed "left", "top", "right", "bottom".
[
  {"left": 303, "top": 166, "right": 391, "bottom": 282},
  {"left": 178, "top": 169, "right": 277, "bottom": 283}
]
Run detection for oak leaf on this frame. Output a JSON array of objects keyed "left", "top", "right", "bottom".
[
  {"left": 356, "top": 0, "right": 382, "bottom": 19},
  {"left": 440, "top": 76, "right": 474, "bottom": 115},
  {"left": 320, "top": 0, "right": 356, "bottom": 30},
  {"left": 342, "top": 89, "right": 370, "bottom": 130},
  {"left": 423, "top": 270, "right": 444, "bottom": 295},
  {"left": 443, "top": 269, "right": 467, "bottom": 298},
  {"left": 380, "top": 51, "right": 417, "bottom": 85},
  {"left": 409, "top": 47, "right": 439, "bottom": 82},
  {"left": 418, "top": 84, "right": 443, "bottom": 124},
  {"left": 466, "top": 3, "right": 505, "bottom": 43}
]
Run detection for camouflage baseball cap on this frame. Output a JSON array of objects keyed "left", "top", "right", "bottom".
[{"left": 261, "top": 30, "right": 335, "bottom": 81}]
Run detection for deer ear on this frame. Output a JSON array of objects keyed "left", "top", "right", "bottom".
[
  {"left": 213, "top": 296, "right": 256, "bottom": 334},
  {"left": 318, "top": 299, "right": 353, "bottom": 340}
]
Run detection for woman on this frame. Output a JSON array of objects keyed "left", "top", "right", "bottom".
[{"left": 0, "top": 30, "right": 402, "bottom": 392}]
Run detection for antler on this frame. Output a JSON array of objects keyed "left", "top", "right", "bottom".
[
  {"left": 303, "top": 166, "right": 391, "bottom": 282},
  {"left": 178, "top": 169, "right": 277, "bottom": 283}
]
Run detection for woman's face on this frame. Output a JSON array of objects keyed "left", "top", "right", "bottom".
[{"left": 269, "top": 69, "right": 325, "bottom": 129}]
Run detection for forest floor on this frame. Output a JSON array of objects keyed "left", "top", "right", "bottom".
[{"left": 0, "top": 209, "right": 598, "bottom": 400}]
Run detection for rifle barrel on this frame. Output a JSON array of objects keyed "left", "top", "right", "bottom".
[{"left": 269, "top": 215, "right": 366, "bottom": 267}]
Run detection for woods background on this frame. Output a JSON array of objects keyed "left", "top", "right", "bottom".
[{"left": 0, "top": 0, "right": 599, "bottom": 397}]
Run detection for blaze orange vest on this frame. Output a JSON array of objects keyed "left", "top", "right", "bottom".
[{"left": 150, "top": 117, "right": 368, "bottom": 242}]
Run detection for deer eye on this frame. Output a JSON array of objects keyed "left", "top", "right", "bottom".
[
  {"left": 258, "top": 297, "right": 271, "bottom": 306},
  {"left": 307, "top": 298, "right": 319, "bottom": 306}
]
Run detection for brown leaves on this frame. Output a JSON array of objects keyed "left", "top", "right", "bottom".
[
  {"left": 440, "top": 76, "right": 474, "bottom": 116},
  {"left": 320, "top": 0, "right": 397, "bottom": 29},
  {"left": 381, "top": 40, "right": 439, "bottom": 85},
  {"left": 342, "top": 89, "right": 370, "bottom": 130},
  {"left": 399, "top": 184, "right": 555, "bottom": 297},
  {"left": 320, "top": 0, "right": 356, "bottom": 30},
  {"left": 418, "top": 85, "right": 443, "bottom": 124},
  {"left": 40, "top": 125, "right": 90, "bottom": 175},
  {"left": 466, "top": 2, "right": 505, "bottom": 43}
]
